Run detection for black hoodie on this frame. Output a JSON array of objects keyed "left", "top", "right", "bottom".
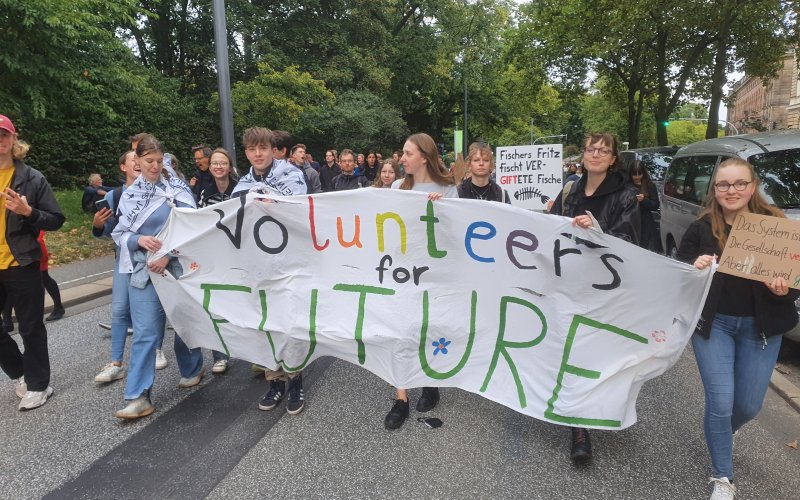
[{"left": 550, "top": 170, "right": 641, "bottom": 244}]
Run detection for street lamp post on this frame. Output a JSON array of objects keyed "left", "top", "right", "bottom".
[{"left": 212, "top": 0, "right": 236, "bottom": 167}]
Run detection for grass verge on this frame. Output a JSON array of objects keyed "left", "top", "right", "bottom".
[{"left": 45, "top": 189, "right": 115, "bottom": 266}]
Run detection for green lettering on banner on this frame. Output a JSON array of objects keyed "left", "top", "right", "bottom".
[
  {"left": 420, "top": 200, "right": 447, "bottom": 259},
  {"left": 332, "top": 284, "right": 396, "bottom": 364},
  {"left": 201, "top": 283, "right": 252, "bottom": 356},
  {"left": 480, "top": 296, "right": 547, "bottom": 408},
  {"left": 261, "top": 289, "right": 319, "bottom": 372},
  {"left": 544, "top": 315, "right": 647, "bottom": 428},
  {"left": 418, "top": 290, "right": 477, "bottom": 379}
]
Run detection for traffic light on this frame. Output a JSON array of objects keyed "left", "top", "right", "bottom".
[{"left": 662, "top": 120, "right": 670, "bottom": 127}]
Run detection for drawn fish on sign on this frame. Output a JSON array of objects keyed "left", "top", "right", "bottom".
[{"left": 514, "top": 186, "right": 550, "bottom": 204}]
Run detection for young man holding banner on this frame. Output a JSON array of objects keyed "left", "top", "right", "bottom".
[{"left": 232, "top": 127, "right": 309, "bottom": 415}]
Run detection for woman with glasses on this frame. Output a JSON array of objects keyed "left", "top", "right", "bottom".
[
  {"left": 629, "top": 161, "right": 662, "bottom": 252},
  {"left": 199, "top": 148, "right": 238, "bottom": 208},
  {"left": 198, "top": 148, "right": 238, "bottom": 374},
  {"left": 677, "top": 158, "right": 797, "bottom": 500},
  {"left": 549, "top": 132, "right": 640, "bottom": 464}
]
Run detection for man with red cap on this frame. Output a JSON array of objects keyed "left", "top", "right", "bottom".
[{"left": 0, "top": 114, "right": 65, "bottom": 410}]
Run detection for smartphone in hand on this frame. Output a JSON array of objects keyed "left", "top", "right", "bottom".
[{"left": 95, "top": 199, "right": 111, "bottom": 212}]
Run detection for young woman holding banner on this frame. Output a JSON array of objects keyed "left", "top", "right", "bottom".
[
  {"left": 111, "top": 135, "right": 205, "bottom": 419},
  {"left": 549, "top": 132, "right": 640, "bottom": 464},
  {"left": 678, "top": 158, "right": 798, "bottom": 500},
  {"left": 384, "top": 133, "right": 458, "bottom": 430}
]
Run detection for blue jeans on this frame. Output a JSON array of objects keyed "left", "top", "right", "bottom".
[
  {"left": 110, "top": 258, "right": 132, "bottom": 363},
  {"left": 125, "top": 279, "right": 204, "bottom": 400},
  {"left": 692, "top": 314, "right": 781, "bottom": 480}
]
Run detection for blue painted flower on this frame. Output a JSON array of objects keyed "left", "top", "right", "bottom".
[{"left": 432, "top": 337, "right": 451, "bottom": 356}]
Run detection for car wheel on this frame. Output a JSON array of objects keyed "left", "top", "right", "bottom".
[{"left": 667, "top": 240, "right": 678, "bottom": 260}]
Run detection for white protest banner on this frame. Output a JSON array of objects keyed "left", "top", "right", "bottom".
[
  {"left": 718, "top": 212, "right": 800, "bottom": 289},
  {"left": 151, "top": 190, "right": 712, "bottom": 430},
  {"left": 495, "top": 144, "right": 563, "bottom": 210}
]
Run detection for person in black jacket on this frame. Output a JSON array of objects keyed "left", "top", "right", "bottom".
[
  {"left": 629, "top": 161, "right": 663, "bottom": 253},
  {"left": 0, "top": 115, "right": 65, "bottom": 411},
  {"left": 549, "top": 132, "right": 640, "bottom": 464},
  {"left": 190, "top": 145, "right": 214, "bottom": 201},
  {"left": 456, "top": 142, "right": 510, "bottom": 203},
  {"left": 361, "top": 151, "right": 379, "bottom": 182},
  {"left": 331, "top": 150, "right": 369, "bottom": 191},
  {"left": 677, "top": 157, "right": 797, "bottom": 500},
  {"left": 319, "top": 150, "right": 341, "bottom": 192}
]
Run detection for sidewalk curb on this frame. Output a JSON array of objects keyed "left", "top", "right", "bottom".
[
  {"left": 771, "top": 369, "right": 800, "bottom": 413},
  {"left": 43, "top": 278, "right": 113, "bottom": 315}
]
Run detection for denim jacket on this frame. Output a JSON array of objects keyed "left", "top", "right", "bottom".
[{"left": 129, "top": 250, "right": 182, "bottom": 289}]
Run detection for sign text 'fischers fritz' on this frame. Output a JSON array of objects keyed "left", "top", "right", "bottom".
[{"left": 495, "top": 144, "right": 564, "bottom": 211}]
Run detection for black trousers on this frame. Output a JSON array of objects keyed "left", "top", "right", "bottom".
[{"left": 0, "top": 263, "right": 49, "bottom": 391}]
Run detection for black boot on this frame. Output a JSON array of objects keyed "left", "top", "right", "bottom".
[
  {"left": 46, "top": 306, "right": 65, "bottom": 321},
  {"left": 416, "top": 387, "right": 440, "bottom": 412},
  {"left": 570, "top": 427, "right": 593, "bottom": 464},
  {"left": 384, "top": 399, "right": 410, "bottom": 430}
]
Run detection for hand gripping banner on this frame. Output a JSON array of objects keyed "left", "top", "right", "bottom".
[{"left": 151, "top": 189, "right": 712, "bottom": 429}]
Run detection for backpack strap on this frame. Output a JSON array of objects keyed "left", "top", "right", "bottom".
[
  {"left": 561, "top": 181, "right": 574, "bottom": 214},
  {"left": 111, "top": 187, "right": 124, "bottom": 217}
]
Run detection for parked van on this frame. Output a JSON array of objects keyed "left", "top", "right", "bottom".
[{"left": 660, "top": 130, "right": 800, "bottom": 341}]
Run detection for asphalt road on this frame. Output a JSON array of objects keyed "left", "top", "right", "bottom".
[{"left": 1, "top": 297, "right": 799, "bottom": 499}]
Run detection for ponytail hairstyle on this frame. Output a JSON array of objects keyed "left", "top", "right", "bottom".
[
  {"left": 12, "top": 140, "right": 30, "bottom": 160},
  {"left": 699, "top": 157, "right": 784, "bottom": 251},
  {"left": 399, "top": 133, "right": 454, "bottom": 190}
]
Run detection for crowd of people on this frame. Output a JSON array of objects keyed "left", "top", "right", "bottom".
[{"left": 0, "top": 115, "right": 796, "bottom": 500}]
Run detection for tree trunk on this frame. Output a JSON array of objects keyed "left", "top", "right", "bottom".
[{"left": 707, "top": 3, "right": 737, "bottom": 138}]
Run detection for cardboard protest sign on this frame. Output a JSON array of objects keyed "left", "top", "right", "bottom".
[
  {"left": 718, "top": 212, "right": 800, "bottom": 289},
  {"left": 495, "top": 144, "right": 563, "bottom": 211},
  {"left": 151, "top": 190, "right": 712, "bottom": 430}
]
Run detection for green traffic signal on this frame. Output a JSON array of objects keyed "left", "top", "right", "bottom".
[{"left": 662, "top": 120, "right": 670, "bottom": 127}]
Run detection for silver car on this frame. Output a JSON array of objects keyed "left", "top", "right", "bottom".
[{"left": 659, "top": 130, "right": 800, "bottom": 342}]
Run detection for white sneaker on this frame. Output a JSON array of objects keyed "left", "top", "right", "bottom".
[
  {"left": 178, "top": 366, "right": 205, "bottom": 388},
  {"left": 14, "top": 377, "right": 26, "bottom": 398},
  {"left": 94, "top": 363, "right": 126, "bottom": 383},
  {"left": 18, "top": 387, "right": 54, "bottom": 411},
  {"left": 710, "top": 477, "right": 736, "bottom": 500},
  {"left": 155, "top": 349, "right": 168, "bottom": 370},
  {"left": 115, "top": 395, "right": 155, "bottom": 420},
  {"left": 212, "top": 359, "right": 228, "bottom": 374}
]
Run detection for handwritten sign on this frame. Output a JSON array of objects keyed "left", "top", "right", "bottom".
[
  {"left": 495, "top": 144, "right": 563, "bottom": 211},
  {"left": 151, "top": 190, "right": 712, "bottom": 429},
  {"left": 718, "top": 212, "right": 800, "bottom": 289}
]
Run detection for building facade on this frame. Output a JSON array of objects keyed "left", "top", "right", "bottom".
[{"left": 727, "top": 50, "right": 796, "bottom": 134}]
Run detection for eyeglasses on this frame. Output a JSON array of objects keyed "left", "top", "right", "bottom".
[
  {"left": 714, "top": 180, "right": 752, "bottom": 192},
  {"left": 584, "top": 147, "right": 613, "bottom": 157},
  {"left": 210, "top": 161, "right": 230, "bottom": 167}
]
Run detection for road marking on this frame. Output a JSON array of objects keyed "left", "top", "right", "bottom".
[{"left": 58, "top": 270, "right": 113, "bottom": 286}]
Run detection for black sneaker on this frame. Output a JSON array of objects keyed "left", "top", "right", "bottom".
[
  {"left": 46, "top": 307, "right": 65, "bottom": 321},
  {"left": 416, "top": 387, "right": 440, "bottom": 412},
  {"left": 258, "top": 380, "right": 286, "bottom": 411},
  {"left": 286, "top": 375, "right": 305, "bottom": 415},
  {"left": 384, "top": 399, "right": 410, "bottom": 430},
  {"left": 570, "top": 427, "right": 593, "bottom": 464}
]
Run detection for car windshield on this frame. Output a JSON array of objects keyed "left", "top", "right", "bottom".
[
  {"left": 748, "top": 148, "right": 800, "bottom": 208},
  {"left": 639, "top": 153, "right": 673, "bottom": 182}
]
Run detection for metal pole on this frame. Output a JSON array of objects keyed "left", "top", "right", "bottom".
[
  {"left": 530, "top": 118, "right": 534, "bottom": 145},
  {"left": 463, "top": 79, "right": 468, "bottom": 159},
  {"left": 212, "top": 0, "right": 236, "bottom": 169},
  {"left": 532, "top": 134, "right": 566, "bottom": 145}
]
